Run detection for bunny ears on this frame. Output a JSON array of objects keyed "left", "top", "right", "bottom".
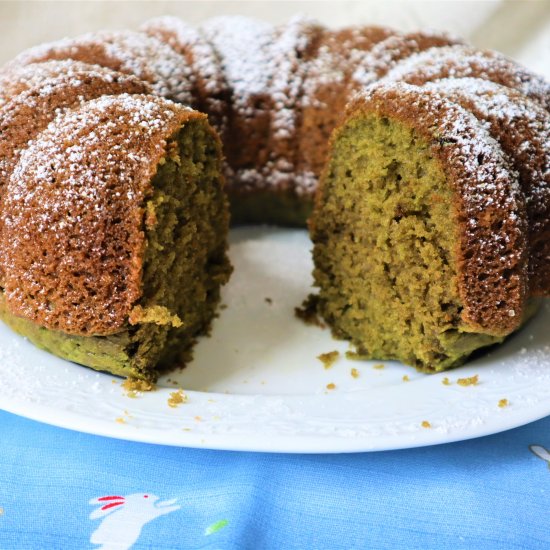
[{"left": 89, "top": 496, "right": 126, "bottom": 520}]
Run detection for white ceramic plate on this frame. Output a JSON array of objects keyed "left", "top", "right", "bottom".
[{"left": 0, "top": 227, "right": 550, "bottom": 453}]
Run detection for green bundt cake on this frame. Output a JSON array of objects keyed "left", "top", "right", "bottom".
[
  {"left": 310, "top": 83, "right": 537, "bottom": 372},
  {"left": 0, "top": 94, "right": 231, "bottom": 381}
]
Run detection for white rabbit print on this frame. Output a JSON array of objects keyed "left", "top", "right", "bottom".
[{"left": 89, "top": 493, "right": 180, "bottom": 550}]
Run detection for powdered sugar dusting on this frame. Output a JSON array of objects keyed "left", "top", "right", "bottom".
[
  {"left": 140, "top": 16, "right": 229, "bottom": 133},
  {"left": 1, "top": 93, "right": 193, "bottom": 334},
  {"left": 202, "top": 16, "right": 273, "bottom": 111},
  {"left": 381, "top": 45, "right": 550, "bottom": 110},
  {"left": 0, "top": 68, "right": 150, "bottom": 185},
  {"left": 351, "top": 30, "right": 463, "bottom": 88},
  {"left": 0, "top": 60, "right": 125, "bottom": 107},
  {"left": 422, "top": 77, "right": 550, "bottom": 293},
  {"left": 4, "top": 30, "right": 194, "bottom": 104},
  {"left": 141, "top": 16, "right": 223, "bottom": 96}
]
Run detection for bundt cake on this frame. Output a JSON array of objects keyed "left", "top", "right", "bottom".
[
  {"left": 310, "top": 83, "right": 534, "bottom": 371},
  {"left": 0, "top": 15, "right": 548, "bottom": 378},
  {"left": 0, "top": 94, "right": 231, "bottom": 380}
]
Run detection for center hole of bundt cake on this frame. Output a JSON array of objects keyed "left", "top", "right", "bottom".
[
  {"left": 312, "top": 115, "right": 500, "bottom": 371},
  {"left": 127, "top": 120, "right": 230, "bottom": 377}
]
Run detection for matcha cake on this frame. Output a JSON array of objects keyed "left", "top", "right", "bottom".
[
  {"left": 310, "top": 83, "right": 534, "bottom": 372},
  {"left": 0, "top": 94, "right": 231, "bottom": 381},
  {"left": 0, "top": 17, "right": 548, "bottom": 378},
  {"left": 4, "top": 18, "right": 548, "bottom": 229}
]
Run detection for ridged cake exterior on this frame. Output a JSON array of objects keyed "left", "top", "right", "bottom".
[{"left": 0, "top": 15, "right": 548, "bottom": 375}]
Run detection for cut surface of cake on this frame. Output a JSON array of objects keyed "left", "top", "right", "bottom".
[
  {"left": 0, "top": 94, "right": 231, "bottom": 381},
  {"left": 310, "top": 83, "right": 534, "bottom": 372}
]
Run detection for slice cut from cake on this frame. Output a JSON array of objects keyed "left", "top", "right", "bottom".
[
  {"left": 309, "top": 83, "right": 534, "bottom": 372},
  {"left": 0, "top": 94, "right": 231, "bottom": 381}
]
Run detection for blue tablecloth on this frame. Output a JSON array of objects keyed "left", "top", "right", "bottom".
[{"left": 0, "top": 409, "right": 549, "bottom": 549}]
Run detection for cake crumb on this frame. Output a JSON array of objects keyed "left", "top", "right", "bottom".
[
  {"left": 129, "top": 304, "right": 183, "bottom": 328},
  {"left": 122, "top": 378, "right": 157, "bottom": 398},
  {"left": 402, "top": 375, "right": 410, "bottom": 382},
  {"left": 421, "top": 420, "right": 432, "bottom": 428},
  {"left": 326, "top": 383, "right": 336, "bottom": 390},
  {"left": 351, "top": 368, "right": 360, "bottom": 379},
  {"left": 498, "top": 398, "right": 509, "bottom": 408},
  {"left": 168, "top": 389, "right": 187, "bottom": 408},
  {"left": 373, "top": 363, "right": 385, "bottom": 370},
  {"left": 457, "top": 375, "right": 479, "bottom": 387},
  {"left": 295, "top": 294, "right": 325, "bottom": 328},
  {"left": 115, "top": 417, "right": 126, "bottom": 424},
  {"left": 265, "top": 297, "right": 273, "bottom": 305},
  {"left": 317, "top": 350, "right": 340, "bottom": 369},
  {"left": 194, "top": 416, "right": 202, "bottom": 422},
  {"left": 442, "top": 377, "right": 452, "bottom": 386}
]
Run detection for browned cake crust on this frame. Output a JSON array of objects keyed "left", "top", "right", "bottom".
[
  {"left": 339, "top": 83, "right": 529, "bottom": 335},
  {"left": 0, "top": 67, "right": 150, "bottom": 286},
  {"left": 0, "top": 60, "right": 117, "bottom": 106},
  {"left": 199, "top": 16, "right": 276, "bottom": 180},
  {"left": 422, "top": 78, "right": 550, "bottom": 297},
  {"left": 264, "top": 17, "right": 325, "bottom": 193},
  {"left": 0, "top": 67, "right": 150, "bottom": 187},
  {"left": 4, "top": 30, "right": 194, "bottom": 104},
  {"left": 351, "top": 30, "right": 464, "bottom": 86},
  {"left": 296, "top": 30, "right": 461, "bottom": 202},
  {"left": 0, "top": 16, "right": 546, "bottom": 374},
  {"left": 0, "top": 94, "right": 208, "bottom": 336},
  {"left": 297, "top": 25, "right": 396, "bottom": 185},
  {"left": 381, "top": 45, "right": 550, "bottom": 111},
  {"left": 1, "top": 19, "right": 547, "bottom": 229},
  {"left": 140, "top": 16, "right": 230, "bottom": 135},
  {"left": 192, "top": 16, "right": 329, "bottom": 221}
]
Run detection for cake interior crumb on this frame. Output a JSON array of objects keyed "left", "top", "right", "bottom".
[
  {"left": 402, "top": 375, "right": 410, "bottom": 382},
  {"left": 168, "top": 388, "right": 187, "bottom": 408},
  {"left": 121, "top": 378, "right": 157, "bottom": 398},
  {"left": 442, "top": 377, "right": 451, "bottom": 385},
  {"left": 498, "top": 398, "right": 509, "bottom": 408},
  {"left": 421, "top": 420, "right": 432, "bottom": 428},
  {"left": 317, "top": 350, "right": 340, "bottom": 369},
  {"left": 326, "top": 383, "right": 336, "bottom": 390},
  {"left": 351, "top": 367, "right": 360, "bottom": 378},
  {"left": 457, "top": 375, "right": 479, "bottom": 387}
]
